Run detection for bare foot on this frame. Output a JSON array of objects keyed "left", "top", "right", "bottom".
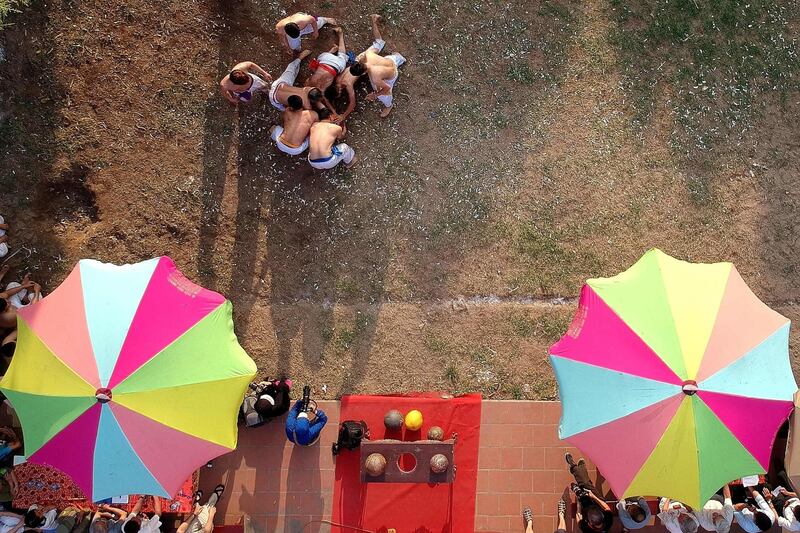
[
  {"left": 370, "top": 14, "right": 382, "bottom": 23},
  {"left": 345, "top": 155, "right": 358, "bottom": 168},
  {"left": 298, "top": 49, "right": 312, "bottom": 61},
  {"left": 326, "top": 17, "right": 338, "bottom": 26},
  {"left": 379, "top": 105, "right": 393, "bottom": 118}
]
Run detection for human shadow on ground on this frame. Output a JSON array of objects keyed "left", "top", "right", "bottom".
[
  {"left": 197, "top": 2, "right": 393, "bottom": 389},
  {"left": 284, "top": 443, "right": 323, "bottom": 532},
  {"left": 258, "top": 165, "right": 387, "bottom": 394},
  {"left": 0, "top": 0, "right": 70, "bottom": 286},
  {"left": 196, "top": 0, "right": 271, "bottom": 290}
]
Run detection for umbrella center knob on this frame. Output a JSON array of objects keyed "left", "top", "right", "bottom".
[
  {"left": 95, "top": 388, "right": 112, "bottom": 403},
  {"left": 682, "top": 380, "right": 698, "bottom": 395}
]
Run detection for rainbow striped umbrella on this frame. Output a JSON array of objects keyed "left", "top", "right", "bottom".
[
  {"left": 550, "top": 249, "right": 796, "bottom": 508},
  {"left": 0, "top": 257, "right": 256, "bottom": 501}
]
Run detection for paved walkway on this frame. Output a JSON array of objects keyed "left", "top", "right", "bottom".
[{"left": 199, "top": 400, "right": 601, "bottom": 533}]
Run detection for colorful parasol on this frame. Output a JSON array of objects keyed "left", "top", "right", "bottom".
[
  {"left": 550, "top": 249, "right": 796, "bottom": 508},
  {"left": 0, "top": 257, "right": 256, "bottom": 501}
]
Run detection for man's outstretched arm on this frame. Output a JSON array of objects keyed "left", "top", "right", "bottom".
[{"left": 341, "top": 85, "right": 357, "bottom": 119}]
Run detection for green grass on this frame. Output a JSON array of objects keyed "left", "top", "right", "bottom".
[
  {"left": 0, "top": 0, "right": 29, "bottom": 27},
  {"left": 443, "top": 361, "right": 460, "bottom": 390},
  {"left": 530, "top": 312, "right": 572, "bottom": 343},
  {"left": 323, "top": 312, "right": 372, "bottom": 355},
  {"left": 511, "top": 216, "right": 606, "bottom": 295},
  {"left": 609, "top": 0, "right": 800, "bottom": 171},
  {"left": 423, "top": 333, "right": 451, "bottom": 354},
  {"left": 507, "top": 64, "right": 537, "bottom": 84},
  {"left": 508, "top": 313, "right": 536, "bottom": 337},
  {"left": 507, "top": 310, "right": 572, "bottom": 342},
  {"left": 378, "top": 0, "right": 408, "bottom": 25},
  {"left": 428, "top": 159, "right": 493, "bottom": 238}
]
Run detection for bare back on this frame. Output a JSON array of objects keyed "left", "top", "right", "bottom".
[
  {"left": 338, "top": 69, "right": 359, "bottom": 90},
  {"left": 281, "top": 109, "right": 319, "bottom": 146},
  {"left": 277, "top": 13, "right": 315, "bottom": 32},
  {"left": 363, "top": 51, "right": 397, "bottom": 83},
  {"left": 0, "top": 306, "right": 16, "bottom": 329},
  {"left": 306, "top": 69, "right": 336, "bottom": 91},
  {"left": 308, "top": 122, "right": 343, "bottom": 158},
  {"left": 275, "top": 85, "right": 315, "bottom": 110}
]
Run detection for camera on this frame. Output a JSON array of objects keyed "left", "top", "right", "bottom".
[{"left": 300, "top": 385, "right": 312, "bottom": 413}]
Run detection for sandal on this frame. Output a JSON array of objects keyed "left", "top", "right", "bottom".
[
  {"left": 558, "top": 499, "right": 567, "bottom": 515},
  {"left": 212, "top": 484, "right": 225, "bottom": 500},
  {"left": 522, "top": 507, "right": 533, "bottom": 525},
  {"left": 193, "top": 490, "right": 203, "bottom": 504}
]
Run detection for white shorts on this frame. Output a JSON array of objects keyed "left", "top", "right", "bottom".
[
  {"left": 269, "top": 59, "right": 302, "bottom": 111},
  {"left": 308, "top": 144, "right": 355, "bottom": 169},
  {"left": 287, "top": 16, "right": 327, "bottom": 51},
  {"left": 317, "top": 51, "right": 347, "bottom": 73},
  {"left": 187, "top": 506, "right": 211, "bottom": 533},
  {"left": 270, "top": 126, "right": 309, "bottom": 156},
  {"left": 269, "top": 82, "right": 287, "bottom": 111},
  {"left": 369, "top": 39, "right": 386, "bottom": 53},
  {"left": 5, "top": 282, "right": 27, "bottom": 309},
  {"left": 372, "top": 53, "right": 406, "bottom": 108}
]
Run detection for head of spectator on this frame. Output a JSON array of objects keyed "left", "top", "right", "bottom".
[
  {"left": 678, "top": 514, "right": 698, "bottom": 533},
  {"left": 587, "top": 506, "right": 606, "bottom": 530},
  {"left": 25, "top": 509, "right": 46, "bottom": 528},
  {"left": 123, "top": 518, "right": 141, "bottom": 533},
  {"left": 753, "top": 512, "right": 772, "bottom": 532},
  {"left": 627, "top": 502, "right": 647, "bottom": 523}
]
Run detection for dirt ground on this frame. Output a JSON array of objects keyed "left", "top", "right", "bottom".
[{"left": 0, "top": 0, "right": 798, "bottom": 399}]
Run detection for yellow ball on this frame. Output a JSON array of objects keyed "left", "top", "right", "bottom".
[{"left": 405, "top": 409, "right": 424, "bottom": 431}]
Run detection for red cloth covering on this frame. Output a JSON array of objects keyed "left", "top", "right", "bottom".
[
  {"left": 332, "top": 393, "right": 482, "bottom": 533},
  {"left": 12, "top": 462, "right": 197, "bottom": 513}
]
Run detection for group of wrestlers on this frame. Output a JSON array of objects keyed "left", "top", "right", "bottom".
[{"left": 218, "top": 13, "right": 406, "bottom": 170}]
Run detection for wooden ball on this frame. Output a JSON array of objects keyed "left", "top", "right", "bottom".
[
  {"left": 430, "top": 454, "right": 449, "bottom": 474},
  {"left": 365, "top": 453, "right": 387, "bottom": 476},
  {"left": 427, "top": 426, "right": 444, "bottom": 441},
  {"left": 384, "top": 410, "right": 403, "bottom": 430}
]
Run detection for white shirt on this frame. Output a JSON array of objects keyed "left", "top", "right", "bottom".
[
  {"left": 27, "top": 506, "right": 58, "bottom": 532},
  {"left": 0, "top": 515, "right": 21, "bottom": 533},
  {"left": 734, "top": 492, "right": 774, "bottom": 533},
  {"left": 90, "top": 515, "right": 124, "bottom": 533},
  {"left": 778, "top": 497, "right": 800, "bottom": 531},
  {"left": 695, "top": 498, "right": 734, "bottom": 533},
  {"left": 658, "top": 499, "right": 700, "bottom": 533},
  {"left": 125, "top": 513, "right": 161, "bottom": 533}
]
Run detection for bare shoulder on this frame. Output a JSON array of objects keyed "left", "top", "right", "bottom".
[{"left": 289, "top": 12, "right": 312, "bottom": 23}]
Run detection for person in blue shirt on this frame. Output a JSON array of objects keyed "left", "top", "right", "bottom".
[
  {"left": 734, "top": 487, "right": 776, "bottom": 533},
  {"left": 617, "top": 497, "right": 652, "bottom": 530},
  {"left": 285, "top": 400, "right": 327, "bottom": 446}
]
